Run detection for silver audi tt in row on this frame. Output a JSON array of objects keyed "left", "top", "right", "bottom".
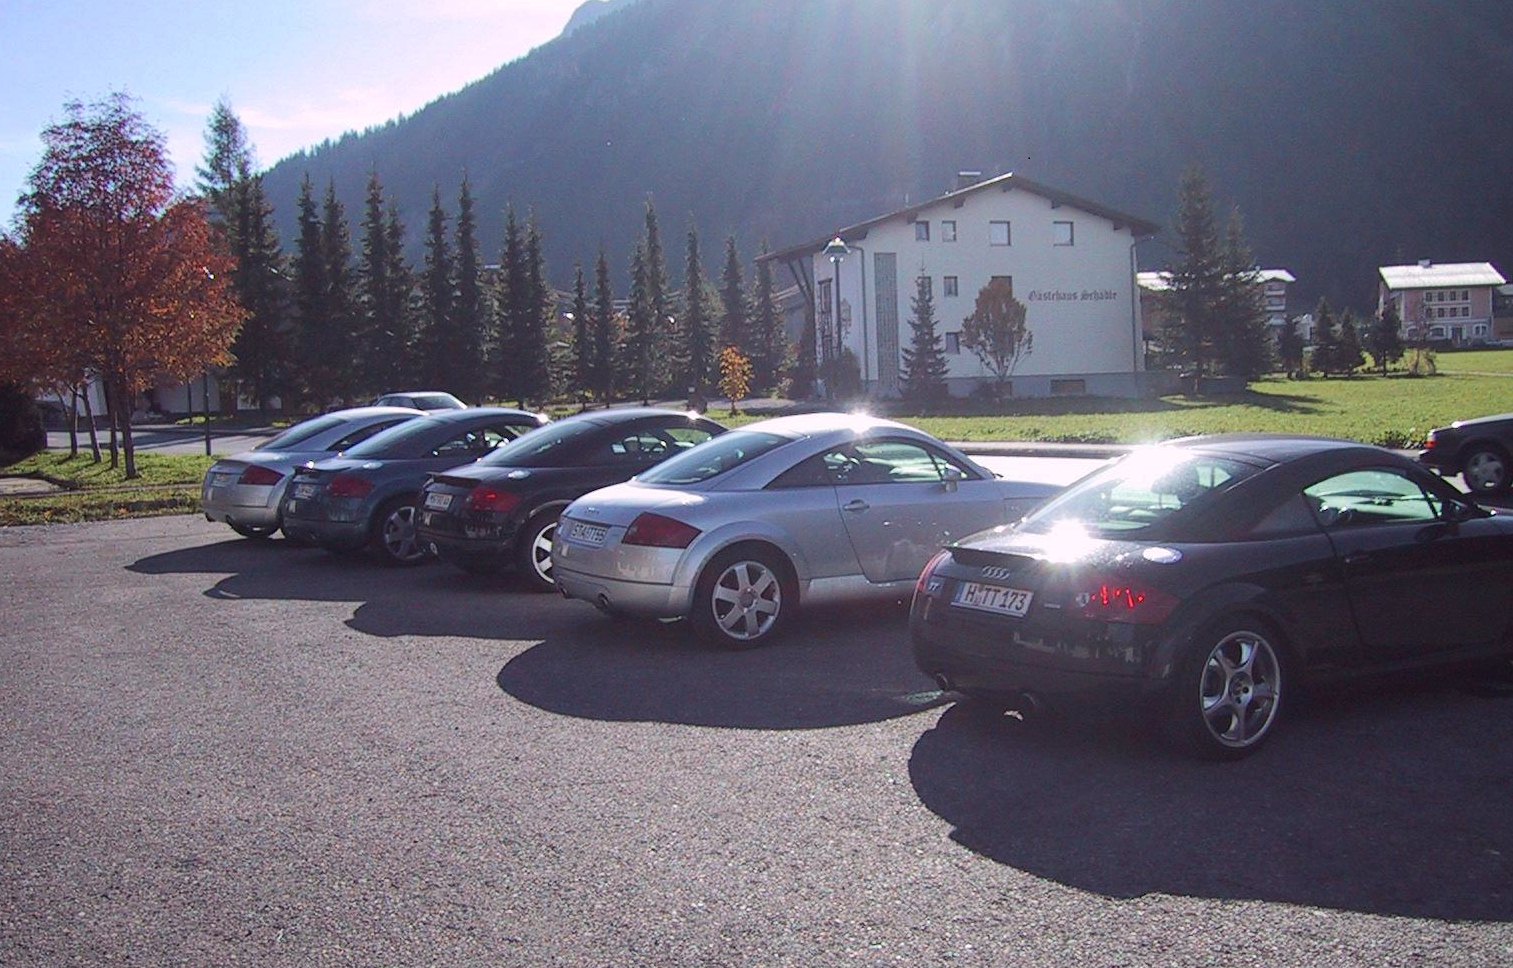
[
  {"left": 201, "top": 406, "right": 425, "bottom": 539},
  {"left": 552, "top": 412, "right": 1063, "bottom": 647}
]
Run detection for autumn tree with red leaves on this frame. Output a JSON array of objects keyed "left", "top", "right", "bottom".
[{"left": 11, "top": 93, "right": 245, "bottom": 477}]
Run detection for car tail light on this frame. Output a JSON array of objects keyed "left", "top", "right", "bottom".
[
  {"left": 465, "top": 486, "right": 521, "bottom": 514},
  {"left": 327, "top": 473, "right": 375, "bottom": 499},
  {"left": 916, "top": 549, "right": 952, "bottom": 594},
  {"left": 1423, "top": 431, "right": 1438, "bottom": 450},
  {"left": 1079, "top": 580, "right": 1180, "bottom": 625},
  {"left": 238, "top": 465, "right": 283, "bottom": 486},
  {"left": 623, "top": 512, "right": 700, "bottom": 548}
]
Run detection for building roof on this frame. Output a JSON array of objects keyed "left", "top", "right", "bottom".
[
  {"left": 760, "top": 171, "right": 1161, "bottom": 265},
  {"left": 1379, "top": 261, "right": 1507, "bottom": 290},
  {"left": 1137, "top": 268, "right": 1295, "bottom": 292}
]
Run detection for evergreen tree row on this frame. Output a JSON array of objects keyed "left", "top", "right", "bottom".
[{"left": 199, "top": 101, "right": 789, "bottom": 415}]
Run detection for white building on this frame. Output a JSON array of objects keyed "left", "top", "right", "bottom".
[{"left": 764, "top": 171, "right": 1161, "bottom": 398}]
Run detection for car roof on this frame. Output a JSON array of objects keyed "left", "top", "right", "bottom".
[
  {"left": 557, "top": 406, "right": 712, "bottom": 426},
  {"left": 422, "top": 406, "right": 544, "bottom": 423},
  {"left": 324, "top": 405, "right": 428, "bottom": 420},
  {"left": 1159, "top": 433, "right": 1392, "bottom": 466},
  {"left": 733, "top": 411, "right": 917, "bottom": 440}
]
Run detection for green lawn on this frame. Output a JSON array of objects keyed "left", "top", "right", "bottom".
[{"left": 0, "top": 451, "right": 212, "bottom": 527}]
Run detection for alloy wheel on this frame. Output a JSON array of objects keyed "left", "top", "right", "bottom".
[{"left": 1197, "top": 629, "right": 1282, "bottom": 750}]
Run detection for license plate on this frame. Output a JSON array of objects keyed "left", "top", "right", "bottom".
[
  {"left": 211, "top": 471, "right": 237, "bottom": 487},
  {"left": 953, "top": 581, "right": 1034, "bottom": 617},
  {"left": 292, "top": 482, "right": 318, "bottom": 499},
  {"left": 566, "top": 520, "right": 608, "bottom": 547},
  {"left": 423, "top": 492, "right": 453, "bottom": 511}
]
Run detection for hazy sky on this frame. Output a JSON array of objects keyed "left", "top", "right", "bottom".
[{"left": 0, "top": 0, "right": 588, "bottom": 227}]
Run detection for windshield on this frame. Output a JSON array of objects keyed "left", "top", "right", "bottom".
[
  {"left": 636, "top": 431, "right": 790, "bottom": 485},
  {"left": 1019, "top": 449, "right": 1255, "bottom": 535},
  {"left": 477, "top": 419, "right": 601, "bottom": 467},
  {"left": 257, "top": 414, "right": 346, "bottom": 451}
]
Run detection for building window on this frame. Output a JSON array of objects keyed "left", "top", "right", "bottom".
[
  {"left": 942, "top": 220, "right": 957, "bottom": 242},
  {"left": 1475, "top": 324, "right": 1489, "bottom": 337},
  {"left": 915, "top": 221, "right": 930, "bottom": 242},
  {"left": 945, "top": 332, "right": 961, "bottom": 355},
  {"left": 943, "top": 276, "right": 959, "bottom": 298},
  {"left": 1053, "top": 220, "right": 1074, "bottom": 246},
  {"left": 990, "top": 221, "right": 1011, "bottom": 246}
]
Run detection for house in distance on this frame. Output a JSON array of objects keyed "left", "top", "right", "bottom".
[{"left": 764, "top": 171, "right": 1161, "bottom": 399}]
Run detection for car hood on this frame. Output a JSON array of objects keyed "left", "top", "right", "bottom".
[{"left": 563, "top": 480, "right": 708, "bottom": 527}]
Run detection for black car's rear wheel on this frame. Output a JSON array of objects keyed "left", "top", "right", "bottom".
[
  {"left": 514, "top": 510, "right": 560, "bottom": 592},
  {"left": 1170, "top": 618, "right": 1285, "bottom": 760},
  {"left": 1461, "top": 445, "right": 1510, "bottom": 494},
  {"left": 372, "top": 497, "right": 429, "bottom": 566},
  {"left": 691, "top": 546, "right": 792, "bottom": 648}
]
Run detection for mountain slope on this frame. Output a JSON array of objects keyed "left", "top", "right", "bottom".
[{"left": 261, "top": 0, "right": 1513, "bottom": 310}]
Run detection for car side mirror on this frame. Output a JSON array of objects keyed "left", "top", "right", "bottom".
[{"left": 942, "top": 466, "right": 964, "bottom": 494}]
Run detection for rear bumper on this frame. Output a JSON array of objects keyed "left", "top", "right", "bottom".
[
  {"left": 280, "top": 516, "right": 367, "bottom": 550},
  {"left": 554, "top": 564, "right": 690, "bottom": 618},
  {"left": 201, "top": 484, "right": 281, "bottom": 529}
]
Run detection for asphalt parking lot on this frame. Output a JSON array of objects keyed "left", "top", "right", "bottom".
[{"left": 3, "top": 515, "right": 1513, "bottom": 966}]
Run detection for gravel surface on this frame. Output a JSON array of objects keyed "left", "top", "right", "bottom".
[{"left": 2, "top": 515, "right": 1511, "bottom": 966}]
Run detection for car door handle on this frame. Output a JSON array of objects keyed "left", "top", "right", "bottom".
[
  {"left": 842, "top": 499, "right": 870, "bottom": 512},
  {"left": 1343, "top": 551, "right": 1371, "bottom": 565}
]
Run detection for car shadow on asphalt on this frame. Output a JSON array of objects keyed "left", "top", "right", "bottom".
[
  {"left": 495, "top": 601, "right": 950, "bottom": 730},
  {"left": 908, "top": 677, "right": 1513, "bottom": 921}
]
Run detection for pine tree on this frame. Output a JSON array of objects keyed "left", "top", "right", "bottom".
[
  {"left": 1336, "top": 309, "right": 1366, "bottom": 376},
  {"left": 1311, "top": 298, "right": 1340, "bottom": 376},
  {"left": 1278, "top": 316, "right": 1306, "bottom": 378},
  {"left": 494, "top": 205, "right": 527, "bottom": 402},
  {"left": 515, "top": 215, "right": 553, "bottom": 406},
  {"left": 571, "top": 263, "right": 591, "bottom": 407},
  {"left": 1165, "top": 166, "right": 1226, "bottom": 391},
  {"left": 748, "top": 243, "right": 788, "bottom": 394},
  {"left": 1364, "top": 302, "right": 1405, "bottom": 375},
  {"left": 417, "top": 186, "right": 455, "bottom": 390},
  {"left": 319, "top": 180, "right": 360, "bottom": 404},
  {"left": 900, "top": 269, "right": 950, "bottom": 406},
  {"left": 679, "top": 222, "right": 715, "bottom": 396},
  {"left": 452, "top": 176, "right": 488, "bottom": 404},
  {"left": 196, "top": 97, "right": 254, "bottom": 229},
  {"left": 291, "top": 176, "right": 329, "bottom": 407},
  {"left": 225, "top": 175, "right": 288, "bottom": 413},
  {"left": 625, "top": 241, "right": 655, "bottom": 404},
  {"left": 591, "top": 249, "right": 617, "bottom": 402},
  {"left": 718, "top": 235, "right": 749, "bottom": 354},
  {"left": 1216, "top": 211, "right": 1271, "bottom": 379},
  {"left": 358, "top": 172, "right": 412, "bottom": 396},
  {"left": 642, "top": 198, "right": 672, "bottom": 395}
]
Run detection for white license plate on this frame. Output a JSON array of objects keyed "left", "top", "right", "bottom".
[
  {"left": 567, "top": 520, "right": 608, "bottom": 547},
  {"left": 954, "top": 581, "right": 1034, "bottom": 617},
  {"left": 423, "top": 492, "right": 453, "bottom": 511},
  {"left": 292, "top": 482, "right": 319, "bottom": 499}
]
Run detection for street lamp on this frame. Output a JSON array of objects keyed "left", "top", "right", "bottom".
[{"left": 824, "top": 236, "right": 848, "bottom": 377}]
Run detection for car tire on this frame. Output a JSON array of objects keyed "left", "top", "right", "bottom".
[
  {"left": 1461, "top": 444, "right": 1511, "bottom": 494},
  {"left": 371, "top": 496, "right": 429, "bottom": 566},
  {"left": 690, "top": 546, "right": 793, "bottom": 648},
  {"left": 1168, "top": 617, "right": 1286, "bottom": 760},
  {"left": 229, "top": 522, "right": 278, "bottom": 539},
  {"left": 514, "top": 510, "right": 560, "bottom": 593}
]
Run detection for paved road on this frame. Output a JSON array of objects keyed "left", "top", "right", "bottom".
[{"left": 2, "top": 515, "right": 1511, "bottom": 966}]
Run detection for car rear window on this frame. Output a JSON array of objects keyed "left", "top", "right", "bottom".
[
  {"left": 1020, "top": 450, "right": 1255, "bottom": 535},
  {"left": 477, "top": 419, "right": 603, "bottom": 467},
  {"left": 636, "top": 431, "right": 790, "bottom": 485},
  {"left": 257, "top": 414, "right": 346, "bottom": 451}
]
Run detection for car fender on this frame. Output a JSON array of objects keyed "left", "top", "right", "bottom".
[
  {"left": 1145, "top": 581, "right": 1299, "bottom": 682},
  {"left": 669, "top": 519, "right": 815, "bottom": 603}
]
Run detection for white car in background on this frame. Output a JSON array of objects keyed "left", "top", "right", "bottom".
[
  {"left": 553, "top": 412, "right": 1062, "bottom": 647},
  {"left": 200, "top": 406, "right": 424, "bottom": 539}
]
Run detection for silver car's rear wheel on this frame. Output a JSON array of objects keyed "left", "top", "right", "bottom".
[
  {"left": 1172, "top": 620, "right": 1284, "bottom": 759},
  {"left": 692, "top": 547, "right": 791, "bottom": 647},
  {"left": 373, "top": 498, "right": 429, "bottom": 566}
]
